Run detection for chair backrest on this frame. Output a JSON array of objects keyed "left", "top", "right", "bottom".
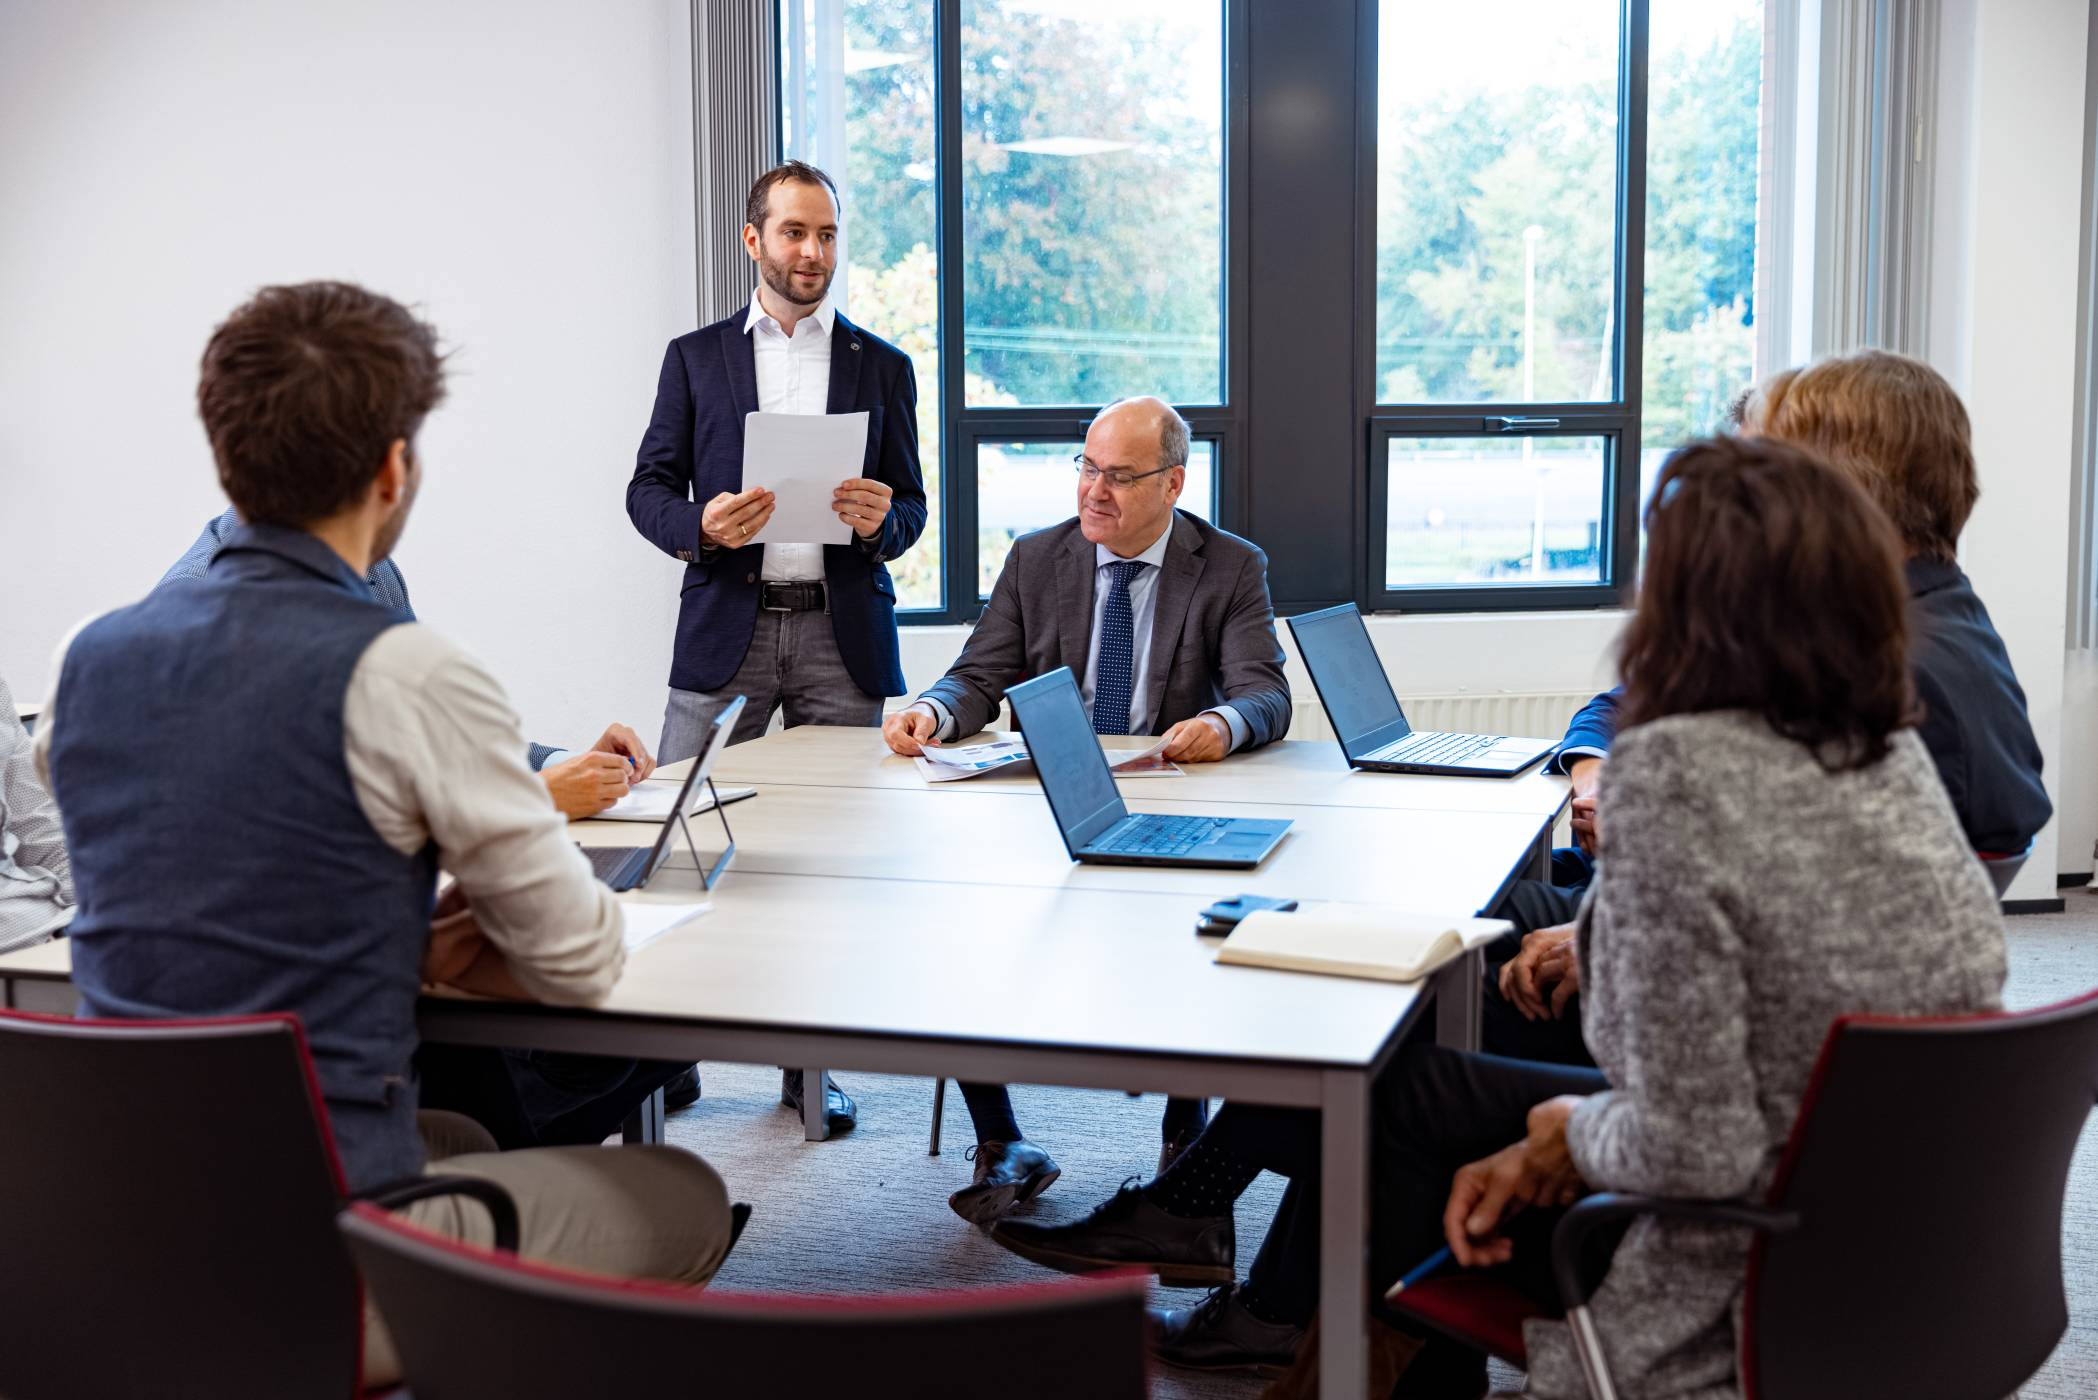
[
  {"left": 1745, "top": 989, "right": 2098, "bottom": 1400},
  {"left": 0, "top": 1009, "right": 361, "bottom": 1400},
  {"left": 340, "top": 1204, "right": 1151, "bottom": 1400}
]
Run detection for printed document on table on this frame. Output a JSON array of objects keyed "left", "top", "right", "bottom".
[
  {"left": 742, "top": 410, "right": 869, "bottom": 544},
  {"left": 913, "top": 733, "right": 1181, "bottom": 783},
  {"left": 617, "top": 900, "right": 711, "bottom": 952},
  {"left": 593, "top": 782, "right": 758, "bottom": 823}
]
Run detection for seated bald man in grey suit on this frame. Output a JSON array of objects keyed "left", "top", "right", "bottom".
[{"left": 884, "top": 395, "right": 1291, "bottom": 1226}]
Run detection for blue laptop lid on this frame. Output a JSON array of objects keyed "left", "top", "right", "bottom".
[
  {"left": 1006, "top": 668, "right": 1129, "bottom": 854},
  {"left": 1286, "top": 604, "right": 1413, "bottom": 757}
]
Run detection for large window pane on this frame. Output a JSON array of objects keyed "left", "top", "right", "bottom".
[
  {"left": 781, "top": 0, "right": 944, "bottom": 610},
  {"left": 1639, "top": 0, "right": 1764, "bottom": 498},
  {"left": 1375, "top": 1, "right": 1622, "bottom": 405},
  {"left": 960, "top": 0, "right": 1224, "bottom": 406},
  {"left": 1383, "top": 437, "right": 1605, "bottom": 587},
  {"left": 978, "top": 439, "right": 1215, "bottom": 594}
]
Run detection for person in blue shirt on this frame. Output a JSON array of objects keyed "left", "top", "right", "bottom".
[{"left": 1492, "top": 349, "right": 2050, "bottom": 1067}]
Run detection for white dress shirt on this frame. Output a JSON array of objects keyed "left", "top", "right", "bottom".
[
  {"left": 746, "top": 285, "right": 833, "bottom": 583},
  {"left": 37, "top": 619, "right": 626, "bottom": 1006},
  {"left": 916, "top": 517, "right": 1251, "bottom": 749}
]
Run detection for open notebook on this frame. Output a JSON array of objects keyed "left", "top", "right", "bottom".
[{"left": 1215, "top": 905, "right": 1513, "bottom": 983}]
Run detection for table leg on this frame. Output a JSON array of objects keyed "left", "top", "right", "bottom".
[
  {"left": 1529, "top": 827, "right": 1553, "bottom": 883},
  {"left": 621, "top": 1086, "right": 666, "bottom": 1144},
  {"left": 1318, "top": 1068, "right": 1372, "bottom": 1400},
  {"left": 1434, "top": 948, "right": 1483, "bottom": 1051},
  {"left": 803, "top": 1065, "right": 828, "bottom": 1141}
]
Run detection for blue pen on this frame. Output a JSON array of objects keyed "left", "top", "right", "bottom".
[{"left": 1388, "top": 1245, "right": 1453, "bottom": 1294}]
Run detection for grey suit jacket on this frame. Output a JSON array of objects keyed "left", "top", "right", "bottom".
[{"left": 921, "top": 511, "right": 1291, "bottom": 746}]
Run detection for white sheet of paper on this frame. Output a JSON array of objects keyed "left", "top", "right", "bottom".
[
  {"left": 592, "top": 783, "right": 758, "bottom": 822},
  {"left": 742, "top": 411, "right": 870, "bottom": 545},
  {"left": 618, "top": 900, "right": 711, "bottom": 952},
  {"left": 911, "top": 733, "right": 1183, "bottom": 784}
]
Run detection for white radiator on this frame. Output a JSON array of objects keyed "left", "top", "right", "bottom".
[{"left": 1286, "top": 690, "right": 1593, "bottom": 745}]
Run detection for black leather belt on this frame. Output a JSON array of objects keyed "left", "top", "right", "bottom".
[{"left": 760, "top": 580, "right": 828, "bottom": 612}]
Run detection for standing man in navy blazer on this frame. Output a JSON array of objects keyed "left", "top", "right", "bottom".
[
  {"left": 627, "top": 160, "right": 926, "bottom": 1134},
  {"left": 628, "top": 160, "right": 925, "bottom": 767}
]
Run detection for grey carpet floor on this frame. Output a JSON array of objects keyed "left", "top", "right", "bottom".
[{"left": 661, "top": 890, "right": 2098, "bottom": 1398}]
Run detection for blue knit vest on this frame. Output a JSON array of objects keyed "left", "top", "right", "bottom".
[{"left": 50, "top": 524, "right": 439, "bottom": 1193}]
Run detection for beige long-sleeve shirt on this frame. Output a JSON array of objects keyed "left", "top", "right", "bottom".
[{"left": 36, "top": 618, "right": 624, "bottom": 1006}]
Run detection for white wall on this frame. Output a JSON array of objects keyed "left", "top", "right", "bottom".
[
  {"left": 1930, "top": 0, "right": 2093, "bottom": 897},
  {"left": 0, "top": 0, "right": 698, "bottom": 749}
]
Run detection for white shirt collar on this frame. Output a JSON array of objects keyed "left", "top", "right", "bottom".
[
  {"left": 1095, "top": 514, "right": 1177, "bottom": 572},
  {"left": 744, "top": 284, "right": 836, "bottom": 339}
]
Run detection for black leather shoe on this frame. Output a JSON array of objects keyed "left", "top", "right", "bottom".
[
  {"left": 948, "top": 1140, "right": 1061, "bottom": 1225},
  {"left": 1149, "top": 1285, "right": 1305, "bottom": 1375},
  {"left": 664, "top": 1065, "right": 701, "bottom": 1112},
  {"left": 780, "top": 1068, "right": 857, "bottom": 1134},
  {"left": 989, "top": 1178, "right": 1234, "bottom": 1285}
]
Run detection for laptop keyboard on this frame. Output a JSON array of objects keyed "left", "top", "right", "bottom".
[
  {"left": 580, "top": 845, "right": 646, "bottom": 890},
  {"left": 1362, "top": 731, "right": 1504, "bottom": 767},
  {"left": 1092, "top": 814, "right": 1229, "bottom": 858}
]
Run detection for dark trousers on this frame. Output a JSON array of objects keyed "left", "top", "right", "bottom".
[
  {"left": 1478, "top": 853, "right": 1596, "bottom": 1068},
  {"left": 956, "top": 1080, "right": 1208, "bottom": 1148},
  {"left": 1209, "top": 1045, "right": 1609, "bottom": 1326},
  {"left": 416, "top": 1045, "right": 690, "bottom": 1150}
]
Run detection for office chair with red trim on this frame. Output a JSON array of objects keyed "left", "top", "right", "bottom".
[
  {"left": 340, "top": 1202, "right": 1151, "bottom": 1400},
  {"left": 0, "top": 1008, "right": 514, "bottom": 1400},
  {"left": 1388, "top": 989, "right": 2098, "bottom": 1400}
]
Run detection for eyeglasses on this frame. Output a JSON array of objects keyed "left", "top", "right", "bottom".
[{"left": 1073, "top": 454, "right": 1175, "bottom": 489}]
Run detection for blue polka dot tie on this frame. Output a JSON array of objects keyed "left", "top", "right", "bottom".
[{"left": 1092, "top": 560, "right": 1146, "bottom": 736}]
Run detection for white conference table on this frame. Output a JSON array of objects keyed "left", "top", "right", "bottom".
[{"left": 0, "top": 728, "right": 1565, "bottom": 1400}]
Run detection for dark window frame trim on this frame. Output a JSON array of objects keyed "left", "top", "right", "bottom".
[
  {"left": 1355, "top": 0, "right": 1650, "bottom": 616},
  {"left": 901, "top": 0, "right": 1243, "bottom": 625}
]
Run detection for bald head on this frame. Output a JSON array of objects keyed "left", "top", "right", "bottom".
[{"left": 1077, "top": 395, "right": 1189, "bottom": 556}]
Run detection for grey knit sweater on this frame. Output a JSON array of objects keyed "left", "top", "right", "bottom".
[{"left": 1521, "top": 711, "right": 2007, "bottom": 1399}]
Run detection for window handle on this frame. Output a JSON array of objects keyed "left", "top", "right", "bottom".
[{"left": 1486, "top": 416, "right": 1562, "bottom": 432}]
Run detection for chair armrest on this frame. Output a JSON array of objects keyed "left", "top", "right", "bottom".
[
  {"left": 1550, "top": 1192, "right": 1799, "bottom": 1310},
  {"left": 360, "top": 1174, "right": 521, "bottom": 1254}
]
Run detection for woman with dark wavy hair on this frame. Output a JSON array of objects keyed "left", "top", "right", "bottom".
[{"left": 990, "top": 435, "right": 2006, "bottom": 1400}]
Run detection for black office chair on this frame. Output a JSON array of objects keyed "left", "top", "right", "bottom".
[
  {"left": 1389, "top": 989, "right": 2098, "bottom": 1400},
  {"left": 340, "top": 1202, "right": 1151, "bottom": 1400},
  {"left": 0, "top": 1008, "right": 514, "bottom": 1400}
]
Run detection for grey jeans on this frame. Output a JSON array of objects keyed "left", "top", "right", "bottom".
[{"left": 660, "top": 608, "right": 885, "bottom": 762}]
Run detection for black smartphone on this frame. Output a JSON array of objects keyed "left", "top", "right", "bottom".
[{"left": 1195, "top": 893, "right": 1299, "bottom": 936}]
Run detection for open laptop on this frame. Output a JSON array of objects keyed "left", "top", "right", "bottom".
[
  {"left": 578, "top": 694, "right": 744, "bottom": 891},
  {"left": 1286, "top": 604, "right": 1555, "bottom": 777},
  {"left": 1007, "top": 668, "right": 1290, "bottom": 868}
]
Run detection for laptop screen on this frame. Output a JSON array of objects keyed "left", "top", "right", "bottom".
[
  {"left": 1006, "top": 668, "right": 1128, "bottom": 853},
  {"left": 1287, "top": 605, "right": 1411, "bottom": 752},
  {"left": 638, "top": 694, "right": 745, "bottom": 883}
]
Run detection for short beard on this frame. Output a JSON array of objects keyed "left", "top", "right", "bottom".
[{"left": 760, "top": 251, "right": 830, "bottom": 308}]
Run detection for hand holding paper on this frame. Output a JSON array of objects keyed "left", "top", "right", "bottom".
[{"left": 742, "top": 411, "right": 871, "bottom": 545}]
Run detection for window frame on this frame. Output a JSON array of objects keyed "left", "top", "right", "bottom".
[
  {"left": 1356, "top": 0, "right": 1651, "bottom": 614},
  {"left": 908, "top": 0, "right": 1244, "bottom": 623},
  {"left": 770, "top": 0, "right": 1779, "bottom": 622}
]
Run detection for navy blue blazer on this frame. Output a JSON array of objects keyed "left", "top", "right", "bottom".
[
  {"left": 1552, "top": 559, "right": 2052, "bottom": 854},
  {"left": 626, "top": 310, "right": 927, "bottom": 697}
]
